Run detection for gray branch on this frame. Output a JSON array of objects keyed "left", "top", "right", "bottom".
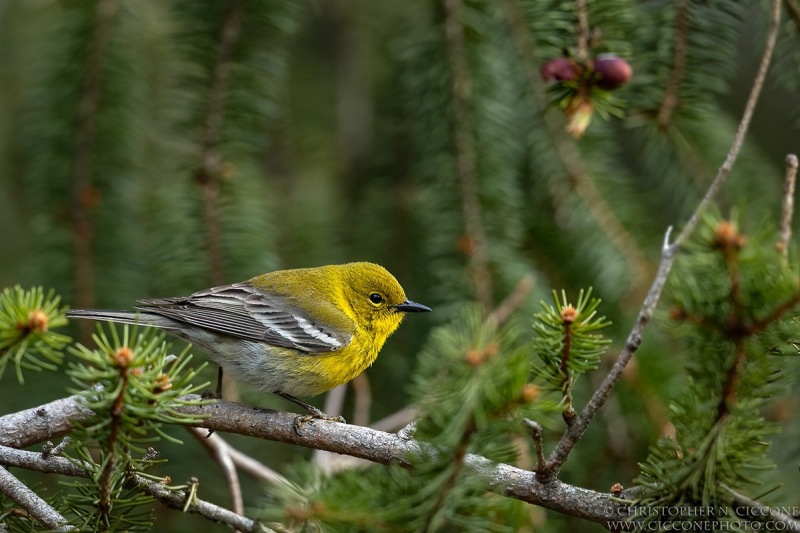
[
  {"left": 0, "top": 392, "right": 93, "bottom": 448},
  {"left": 4, "top": 394, "right": 800, "bottom": 530},
  {"left": 0, "top": 443, "right": 88, "bottom": 477},
  {"left": 0, "top": 443, "right": 271, "bottom": 532},
  {"left": 0, "top": 465, "right": 73, "bottom": 531},
  {"left": 130, "top": 473, "right": 273, "bottom": 533},
  {"left": 540, "top": 0, "right": 783, "bottom": 480},
  {"left": 0, "top": 393, "right": 620, "bottom": 525}
]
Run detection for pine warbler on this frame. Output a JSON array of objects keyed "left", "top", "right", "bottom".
[{"left": 67, "top": 262, "right": 430, "bottom": 418}]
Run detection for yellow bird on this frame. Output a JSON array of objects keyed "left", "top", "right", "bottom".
[{"left": 67, "top": 262, "right": 430, "bottom": 419}]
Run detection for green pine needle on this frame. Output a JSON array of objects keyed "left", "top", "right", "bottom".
[{"left": 0, "top": 285, "right": 70, "bottom": 383}]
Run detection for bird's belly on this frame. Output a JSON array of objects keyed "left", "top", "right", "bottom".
[{"left": 173, "top": 328, "right": 376, "bottom": 397}]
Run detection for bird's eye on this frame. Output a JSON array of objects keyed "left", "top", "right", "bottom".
[{"left": 369, "top": 293, "right": 384, "bottom": 305}]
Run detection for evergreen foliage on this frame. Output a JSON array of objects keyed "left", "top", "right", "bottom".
[
  {"left": 0, "top": 286, "right": 69, "bottom": 382},
  {"left": 635, "top": 215, "right": 800, "bottom": 525},
  {"left": 258, "top": 305, "right": 537, "bottom": 531},
  {"left": 0, "top": 288, "right": 208, "bottom": 531},
  {"left": 1, "top": 0, "right": 800, "bottom": 531},
  {"left": 64, "top": 325, "right": 207, "bottom": 530},
  {"left": 531, "top": 289, "right": 611, "bottom": 421}
]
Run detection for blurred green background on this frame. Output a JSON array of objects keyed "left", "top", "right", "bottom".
[{"left": 1, "top": 0, "right": 799, "bottom": 530}]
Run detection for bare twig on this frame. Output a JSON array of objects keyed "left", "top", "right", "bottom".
[
  {"left": 173, "top": 398, "right": 617, "bottom": 522},
  {"left": 574, "top": 0, "right": 590, "bottom": 62},
  {"left": 131, "top": 473, "right": 271, "bottom": 533},
  {"left": 41, "top": 436, "right": 71, "bottom": 459},
  {"left": 0, "top": 465, "right": 73, "bottom": 531},
  {"left": 486, "top": 274, "right": 535, "bottom": 326},
  {"left": 675, "top": 0, "right": 781, "bottom": 246},
  {"left": 370, "top": 405, "right": 418, "bottom": 433},
  {"left": 0, "top": 396, "right": 616, "bottom": 524},
  {"left": 523, "top": 419, "right": 546, "bottom": 472},
  {"left": 316, "top": 414, "right": 424, "bottom": 475},
  {"left": 225, "top": 445, "right": 288, "bottom": 485},
  {"left": 541, "top": 0, "right": 783, "bottom": 481},
  {"left": 0, "top": 443, "right": 89, "bottom": 478},
  {"left": 785, "top": 0, "right": 800, "bottom": 29},
  {"left": 188, "top": 427, "right": 244, "bottom": 516},
  {"left": 443, "top": 0, "right": 494, "bottom": 311},
  {"left": 397, "top": 419, "right": 418, "bottom": 441},
  {"left": 351, "top": 373, "right": 372, "bottom": 428},
  {"left": 657, "top": 0, "right": 689, "bottom": 129},
  {"left": 724, "top": 484, "right": 800, "bottom": 532},
  {"left": 778, "top": 154, "right": 799, "bottom": 257},
  {"left": 312, "top": 385, "right": 348, "bottom": 468}
]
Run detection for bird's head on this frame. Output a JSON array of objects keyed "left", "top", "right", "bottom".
[{"left": 339, "top": 262, "right": 431, "bottom": 339}]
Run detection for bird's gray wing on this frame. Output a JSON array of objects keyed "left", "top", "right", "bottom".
[{"left": 136, "top": 283, "right": 351, "bottom": 353}]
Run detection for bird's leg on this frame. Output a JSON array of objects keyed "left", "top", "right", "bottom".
[
  {"left": 200, "top": 366, "right": 226, "bottom": 438},
  {"left": 201, "top": 366, "right": 225, "bottom": 400},
  {"left": 274, "top": 391, "right": 346, "bottom": 429},
  {"left": 216, "top": 366, "right": 224, "bottom": 398}
]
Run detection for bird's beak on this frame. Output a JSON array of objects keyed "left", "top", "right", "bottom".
[{"left": 393, "top": 299, "right": 432, "bottom": 313}]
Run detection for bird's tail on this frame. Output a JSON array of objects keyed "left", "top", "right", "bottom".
[{"left": 66, "top": 309, "right": 179, "bottom": 330}]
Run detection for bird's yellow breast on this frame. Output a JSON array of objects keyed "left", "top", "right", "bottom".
[{"left": 268, "top": 333, "right": 385, "bottom": 396}]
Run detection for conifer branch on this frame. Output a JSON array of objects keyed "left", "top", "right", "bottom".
[
  {"left": 559, "top": 314, "right": 576, "bottom": 425},
  {"left": 718, "top": 339, "right": 746, "bottom": 420},
  {"left": 778, "top": 154, "right": 799, "bottom": 258},
  {"left": 673, "top": 289, "right": 800, "bottom": 338},
  {"left": 421, "top": 420, "right": 474, "bottom": 531},
  {"left": 542, "top": 0, "right": 783, "bottom": 481},
  {"left": 785, "top": 0, "right": 800, "bottom": 30},
  {"left": 541, "top": 228, "right": 676, "bottom": 481},
  {"left": 501, "top": 0, "right": 652, "bottom": 293},
  {"left": 0, "top": 394, "right": 617, "bottom": 524},
  {"left": 443, "top": 0, "right": 494, "bottom": 311},
  {"left": 5, "top": 395, "right": 800, "bottom": 529},
  {"left": 0, "top": 465, "right": 73, "bottom": 531},
  {"left": 657, "top": 0, "right": 689, "bottom": 129},
  {"left": 70, "top": 0, "right": 117, "bottom": 341},
  {"left": 196, "top": 0, "right": 243, "bottom": 287},
  {"left": 98, "top": 358, "right": 129, "bottom": 518},
  {"left": 749, "top": 291, "right": 800, "bottom": 334},
  {"left": 0, "top": 443, "right": 266, "bottom": 532}
]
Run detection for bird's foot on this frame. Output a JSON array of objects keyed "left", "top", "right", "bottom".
[
  {"left": 293, "top": 405, "right": 346, "bottom": 431},
  {"left": 273, "top": 391, "right": 346, "bottom": 431}
]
